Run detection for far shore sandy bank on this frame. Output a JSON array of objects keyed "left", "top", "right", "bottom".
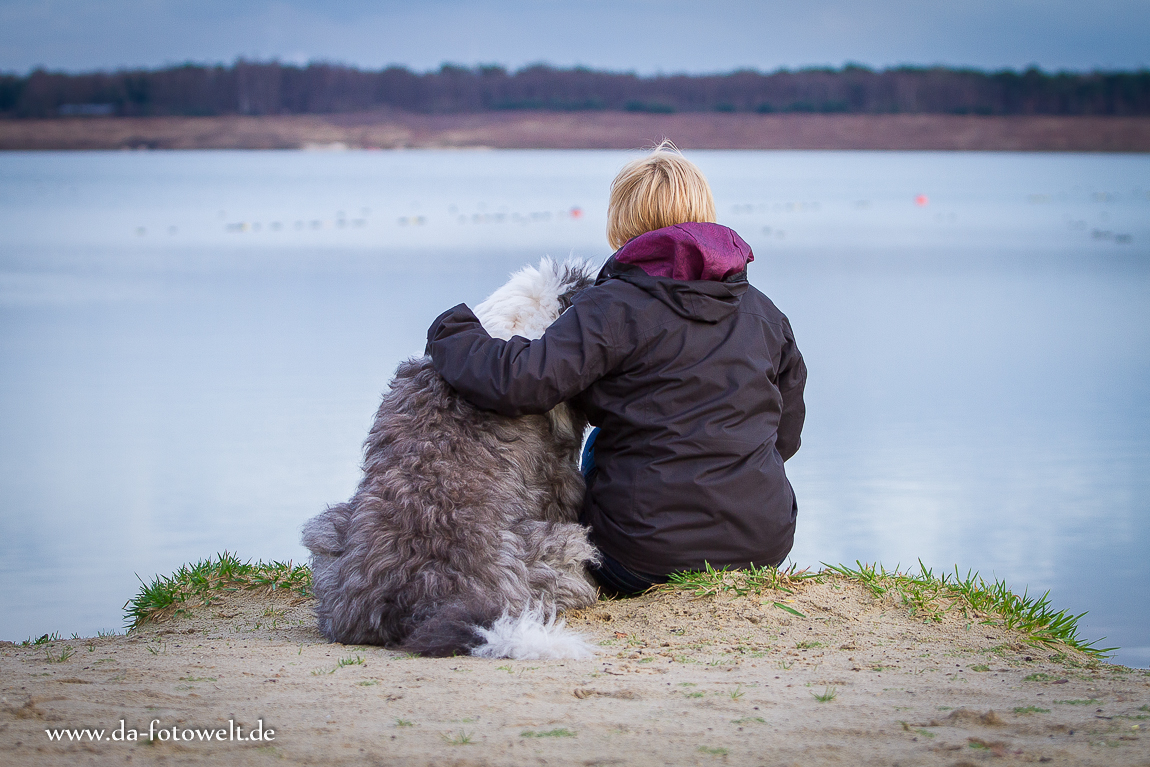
[
  {"left": 2, "top": 112, "right": 1149, "bottom": 152},
  {"left": 2, "top": 567, "right": 1147, "bottom": 766}
]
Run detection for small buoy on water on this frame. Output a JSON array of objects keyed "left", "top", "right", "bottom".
[
  {"left": 915, "top": 194, "right": 929, "bottom": 206},
  {"left": 570, "top": 206, "right": 583, "bottom": 219}
]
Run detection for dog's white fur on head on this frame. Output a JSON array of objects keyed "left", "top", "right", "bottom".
[
  {"left": 474, "top": 256, "right": 578, "bottom": 341},
  {"left": 474, "top": 256, "right": 587, "bottom": 454},
  {"left": 301, "top": 256, "right": 601, "bottom": 660}
]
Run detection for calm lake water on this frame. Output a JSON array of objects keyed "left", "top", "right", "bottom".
[{"left": 1, "top": 149, "right": 1147, "bottom": 667}]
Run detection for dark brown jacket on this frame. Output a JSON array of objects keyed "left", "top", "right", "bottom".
[{"left": 426, "top": 255, "right": 806, "bottom": 574}]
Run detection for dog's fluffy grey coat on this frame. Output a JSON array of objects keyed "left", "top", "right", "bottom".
[{"left": 301, "top": 259, "right": 599, "bottom": 657}]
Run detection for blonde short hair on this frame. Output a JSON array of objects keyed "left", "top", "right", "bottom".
[{"left": 606, "top": 140, "right": 716, "bottom": 250}]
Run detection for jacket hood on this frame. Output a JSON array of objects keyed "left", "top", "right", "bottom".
[
  {"left": 599, "top": 222, "right": 751, "bottom": 323},
  {"left": 614, "top": 222, "right": 754, "bottom": 281}
]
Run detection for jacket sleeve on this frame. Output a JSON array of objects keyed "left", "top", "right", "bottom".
[
  {"left": 775, "top": 318, "right": 807, "bottom": 462},
  {"left": 425, "top": 290, "right": 624, "bottom": 416}
]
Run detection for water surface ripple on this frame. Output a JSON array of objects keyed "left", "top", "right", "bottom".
[{"left": 1, "top": 150, "right": 1146, "bottom": 667}]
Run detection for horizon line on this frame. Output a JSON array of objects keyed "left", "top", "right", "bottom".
[{"left": 6, "top": 59, "right": 1150, "bottom": 79}]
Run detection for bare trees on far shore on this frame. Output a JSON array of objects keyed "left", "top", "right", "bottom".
[{"left": 2, "top": 62, "right": 1148, "bottom": 119}]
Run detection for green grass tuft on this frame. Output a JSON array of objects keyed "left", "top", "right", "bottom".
[
  {"left": 520, "top": 728, "right": 575, "bottom": 738},
  {"left": 663, "top": 559, "right": 1112, "bottom": 657},
  {"left": 123, "top": 551, "right": 311, "bottom": 629},
  {"left": 45, "top": 646, "right": 74, "bottom": 663},
  {"left": 663, "top": 561, "right": 818, "bottom": 598},
  {"left": 772, "top": 601, "right": 807, "bottom": 617},
  {"left": 812, "top": 686, "right": 837, "bottom": 702},
  {"left": 443, "top": 730, "right": 473, "bottom": 745},
  {"left": 822, "top": 560, "right": 1113, "bottom": 658}
]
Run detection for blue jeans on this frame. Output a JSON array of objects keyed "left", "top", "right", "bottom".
[
  {"left": 580, "top": 427, "right": 599, "bottom": 480},
  {"left": 580, "top": 428, "right": 667, "bottom": 597}
]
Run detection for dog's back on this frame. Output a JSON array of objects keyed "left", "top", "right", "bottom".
[{"left": 303, "top": 258, "right": 598, "bottom": 657}]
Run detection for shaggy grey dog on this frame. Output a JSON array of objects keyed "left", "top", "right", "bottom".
[{"left": 301, "top": 258, "right": 599, "bottom": 658}]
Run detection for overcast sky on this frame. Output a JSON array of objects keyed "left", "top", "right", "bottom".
[{"left": 1, "top": 0, "right": 1147, "bottom": 75}]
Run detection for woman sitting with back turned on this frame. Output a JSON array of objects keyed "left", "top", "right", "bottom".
[{"left": 426, "top": 140, "right": 807, "bottom": 597}]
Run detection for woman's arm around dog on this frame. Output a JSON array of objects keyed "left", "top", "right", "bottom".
[{"left": 426, "top": 288, "right": 626, "bottom": 416}]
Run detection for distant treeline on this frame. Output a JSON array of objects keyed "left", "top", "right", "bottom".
[{"left": 3, "top": 62, "right": 1149, "bottom": 118}]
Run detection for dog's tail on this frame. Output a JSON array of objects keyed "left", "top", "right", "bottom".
[
  {"left": 471, "top": 608, "right": 596, "bottom": 660},
  {"left": 402, "top": 602, "right": 595, "bottom": 660},
  {"left": 401, "top": 600, "right": 493, "bottom": 657}
]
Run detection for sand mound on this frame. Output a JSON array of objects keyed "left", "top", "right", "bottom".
[{"left": 2, "top": 575, "right": 1147, "bottom": 766}]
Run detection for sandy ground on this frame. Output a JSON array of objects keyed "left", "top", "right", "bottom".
[
  {"left": 1, "top": 112, "right": 1149, "bottom": 152},
  {"left": 2, "top": 576, "right": 1147, "bottom": 767}
]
